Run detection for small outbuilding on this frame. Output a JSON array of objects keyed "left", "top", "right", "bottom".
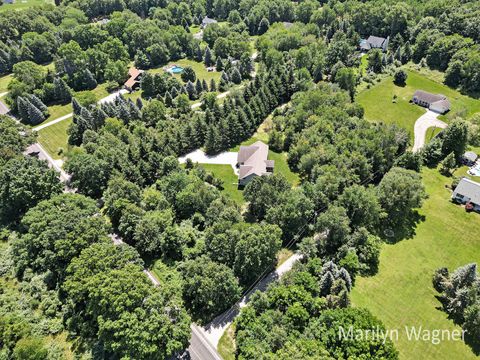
[
  {"left": 201, "top": 16, "right": 217, "bottom": 29},
  {"left": 452, "top": 178, "right": 480, "bottom": 212},
  {"left": 412, "top": 90, "right": 451, "bottom": 114},
  {"left": 463, "top": 151, "right": 478, "bottom": 166}
]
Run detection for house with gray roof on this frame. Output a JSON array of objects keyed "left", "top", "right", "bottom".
[
  {"left": 201, "top": 16, "right": 217, "bottom": 29},
  {"left": 452, "top": 178, "right": 480, "bottom": 212},
  {"left": 359, "top": 35, "right": 389, "bottom": 52},
  {"left": 412, "top": 90, "right": 451, "bottom": 114},
  {"left": 237, "top": 141, "right": 274, "bottom": 186}
]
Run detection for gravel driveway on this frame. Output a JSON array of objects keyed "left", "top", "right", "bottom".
[{"left": 412, "top": 109, "right": 447, "bottom": 152}]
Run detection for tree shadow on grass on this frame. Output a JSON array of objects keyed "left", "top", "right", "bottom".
[
  {"left": 464, "top": 334, "right": 480, "bottom": 356},
  {"left": 381, "top": 210, "right": 426, "bottom": 244}
]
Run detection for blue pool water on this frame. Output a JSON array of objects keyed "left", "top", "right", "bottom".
[{"left": 171, "top": 66, "right": 184, "bottom": 74}]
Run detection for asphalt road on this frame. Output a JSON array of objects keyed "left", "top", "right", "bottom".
[{"left": 188, "top": 325, "right": 223, "bottom": 360}]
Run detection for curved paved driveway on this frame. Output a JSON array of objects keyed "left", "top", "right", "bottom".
[{"left": 412, "top": 109, "right": 447, "bottom": 152}]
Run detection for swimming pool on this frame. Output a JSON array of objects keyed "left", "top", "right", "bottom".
[
  {"left": 468, "top": 164, "right": 480, "bottom": 176},
  {"left": 170, "top": 66, "right": 184, "bottom": 74}
]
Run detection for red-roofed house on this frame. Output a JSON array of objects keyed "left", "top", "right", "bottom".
[{"left": 124, "top": 67, "right": 144, "bottom": 92}]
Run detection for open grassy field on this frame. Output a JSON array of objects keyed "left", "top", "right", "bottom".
[
  {"left": 351, "top": 167, "right": 480, "bottom": 360},
  {"left": 357, "top": 70, "right": 480, "bottom": 139},
  {"left": 150, "top": 59, "right": 221, "bottom": 84},
  {"left": 37, "top": 117, "right": 72, "bottom": 159},
  {"left": 0, "top": 0, "right": 53, "bottom": 12},
  {"left": 424, "top": 126, "right": 443, "bottom": 144},
  {"left": 36, "top": 83, "right": 112, "bottom": 157},
  {"left": 199, "top": 164, "right": 244, "bottom": 204}
]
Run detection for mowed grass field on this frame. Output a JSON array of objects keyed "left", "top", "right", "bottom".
[
  {"left": 199, "top": 164, "right": 244, "bottom": 204},
  {"left": 357, "top": 69, "right": 480, "bottom": 140},
  {"left": 37, "top": 83, "right": 111, "bottom": 158},
  {"left": 37, "top": 117, "right": 72, "bottom": 159},
  {"left": 150, "top": 59, "right": 221, "bottom": 84},
  {"left": 0, "top": 0, "right": 53, "bottom": 12},
  {"left": 351, "top": 167, "right": 480, "bottom": 360},
  {"left": 0, "top": 74, "right": 12, "bottom": 94}
]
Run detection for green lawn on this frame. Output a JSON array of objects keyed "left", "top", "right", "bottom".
[
  {"left": 46, "top": 103, "right": 72, "bottom": 121},
  {"left": 0, "top": 0, "right": 53, "bottom": 12},
  {"left": 37, "top": 117, "right": 72, "bottom": 159},
  {"left": 0, "top": 74, "right": 12, "bottom": 93},
  {"left": 351, "top": 167, "right": 480, "bottom": 360},
  {"left": 150, "top": 59, "right": 221, "bottom": 84},
  {"left": 218, "top": 324, "right": 236, "bottom": 360},
  {"left": 357, "top": 70, "right": 480, "bottom": 140},
  {"left": 424, "top": 126, "right": 443, "bottom": 144},
  {"left": 199, "top": 164, "right": 244, "bottom": 204},
  {"left": 190, "top": 25, "right": 201, "bottom": 34}
]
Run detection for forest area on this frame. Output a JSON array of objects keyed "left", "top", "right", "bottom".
[{"left": 0, "top": 0, "right": 479, "bottom": 359}]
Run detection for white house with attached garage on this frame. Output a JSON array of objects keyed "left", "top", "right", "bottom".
[{"left": 452, "top": 178, "right": 480, "bottom": 212}]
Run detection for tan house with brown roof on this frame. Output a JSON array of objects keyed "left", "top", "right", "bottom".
[
  {"left": 124, "top": 67, "right": 144, "bottom": 92},
  {"left": 237, "top": 141, "right": 274, "bottom": 186}
]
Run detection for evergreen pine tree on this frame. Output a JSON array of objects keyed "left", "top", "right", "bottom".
[
  {"left": 202, "top": 79, "right": 208, "bottom": 92},
  {"left": 136, "top": 97, "right": 144, "bottom": 110},
  {"left": 54, "top": 77, "right": 72, "bottom": 103},
  {"left": 219, "top": 72, "right": 230, "bottom": 91},
  {"left": 127, "top": 99, "right": 141, "bottom": 120},
  {"left": 403, "top": 41, "right": 412, "bottom": 63},
  {"left": 237, "top": 108, "right": 249, "bottom": 140},
  {"left": 230, "top": 67, "right": 242, "bottom": 84},
  {"left": 258, "top": 17, "right": 270, "bottom": 35},
  {"left": 84, "top": 69, "right": 98, "bottom": 90},
  {"left": 215, "top": 57, "right": 224, "bottom": 71},
  {"left": 186, "top": 81, "right": 197, "bottom": 100},
  {"left": 204, "top": 109, "right": 215, "bottom": 124},
  {"left": 204, "top": 46, "right": 213, "bottom": 67},
  {"left": 91, "top": 107, "right": 107, "bottom": 129},
  {"left": 387, "top": 53, "right": 394, "bottom": 64},
  {"left": 28, "top": 94, "right": 48, "bottom": 115},
  {"left": 171, "top": 86, "right": 179, "bottom": 98},
  {"left": 79, "top": 107, "right": 94, "bottom": 128},
  {"left": 195, "top": 45, "right": 203, "bottom": 62},
  {"left": 165, "top": 91, "right": 173, "bottom": 107},
  {"left": 72, "top": 98, "right": 83, "bottom": 115},
  {"left": 17, "top": 96, "right": 30, "bottom": 121},
  {"left": 239, "top": 54, "right": 254, "bottom": 78},
  {"left": 394, "top": 47, "right": 402, "bottom": 62},
  {"left": 27, "top": 101, "right": 46, "bottom": 125},
  {"left": 209, "top": 79, "right": 217, "bottom": 92},
  {"left": 205, "top": 125, "right": 221, "bottom": 154},
  {"left": 195, "top": 79, "right": 203, "bottom": 95}
]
